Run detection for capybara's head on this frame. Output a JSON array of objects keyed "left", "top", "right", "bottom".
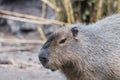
[{"left": 39, "top": 25, "right": 81, "bottom": 71}]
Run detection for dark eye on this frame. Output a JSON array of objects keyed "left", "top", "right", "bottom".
[{"left": 59, "top": 38, "right": 67, "bottom": 44}]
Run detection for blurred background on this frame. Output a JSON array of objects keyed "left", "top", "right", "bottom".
[{"left": 0, "top": 0, "right": 119, "bottom": 80}]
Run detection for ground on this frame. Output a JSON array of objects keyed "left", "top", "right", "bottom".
[{"left": 0, "top": 26, "right": 66, "bottom": 80}]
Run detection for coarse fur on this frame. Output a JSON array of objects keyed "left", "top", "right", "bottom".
[{"left": 39, "top": 14, "right": 120, "bottom": 80}]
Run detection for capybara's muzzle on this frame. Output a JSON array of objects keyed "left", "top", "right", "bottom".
[{"left": 39, "top": 49, "right": 49, "bottom": 67}]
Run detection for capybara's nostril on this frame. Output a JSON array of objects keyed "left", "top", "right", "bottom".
[
  {"left": 39, "top": 50, "right": 49, "bottom": 66},
  {"left": 40, "top": 56, "right": 48, "bottom": 63}
]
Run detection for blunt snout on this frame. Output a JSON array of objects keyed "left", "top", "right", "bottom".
[{"left": 39, "top": 49, "right": 49, "bottom": 66}]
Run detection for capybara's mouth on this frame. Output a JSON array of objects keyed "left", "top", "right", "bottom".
[
  {"left": 44, "top": 65, "right": 57, "bottom": 72},
  {"left": 50, "top": 69, "right": 56, "bottom": 72},
  {"left": 39, "top": 59, "right": 57, "bottom": 71}
]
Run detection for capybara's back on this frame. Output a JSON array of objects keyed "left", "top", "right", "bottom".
[{"left": 39, "top": 14, "right": 120, "bottom": 80}]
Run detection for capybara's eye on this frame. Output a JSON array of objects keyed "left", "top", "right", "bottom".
[{"left": 59, "top": 38, "right": 67, "bottom": 44}]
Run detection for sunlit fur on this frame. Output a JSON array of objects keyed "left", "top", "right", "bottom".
[{"left": 41, "top": 14, "right": 120, "bottom": 80}]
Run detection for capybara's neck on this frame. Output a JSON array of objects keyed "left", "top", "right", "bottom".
[
  {"left": 60, "top": 61, "right": 84, "bottom": 80},
  {"left": 61, "top": 67, "right": 80, "bottom": 80}
]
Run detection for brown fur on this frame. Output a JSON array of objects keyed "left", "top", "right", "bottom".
[
  {"left": 39, "top": 14, "right": 120, "bottom": 80},
  {"left": 47, "top": 27, "right": 96, "bottom": 80}
]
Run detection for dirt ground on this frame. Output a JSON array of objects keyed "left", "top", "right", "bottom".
[{"left": 0, "top": 26, "right": 66, "bottom": 80}]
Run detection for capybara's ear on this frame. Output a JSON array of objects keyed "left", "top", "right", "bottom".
[{"left": 71, "top": 27, "right": 79, "bottom": 41}]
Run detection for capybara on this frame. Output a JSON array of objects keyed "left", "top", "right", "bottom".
[{"left": 39, "top": 14, "right": 120, "bottom": 80}]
